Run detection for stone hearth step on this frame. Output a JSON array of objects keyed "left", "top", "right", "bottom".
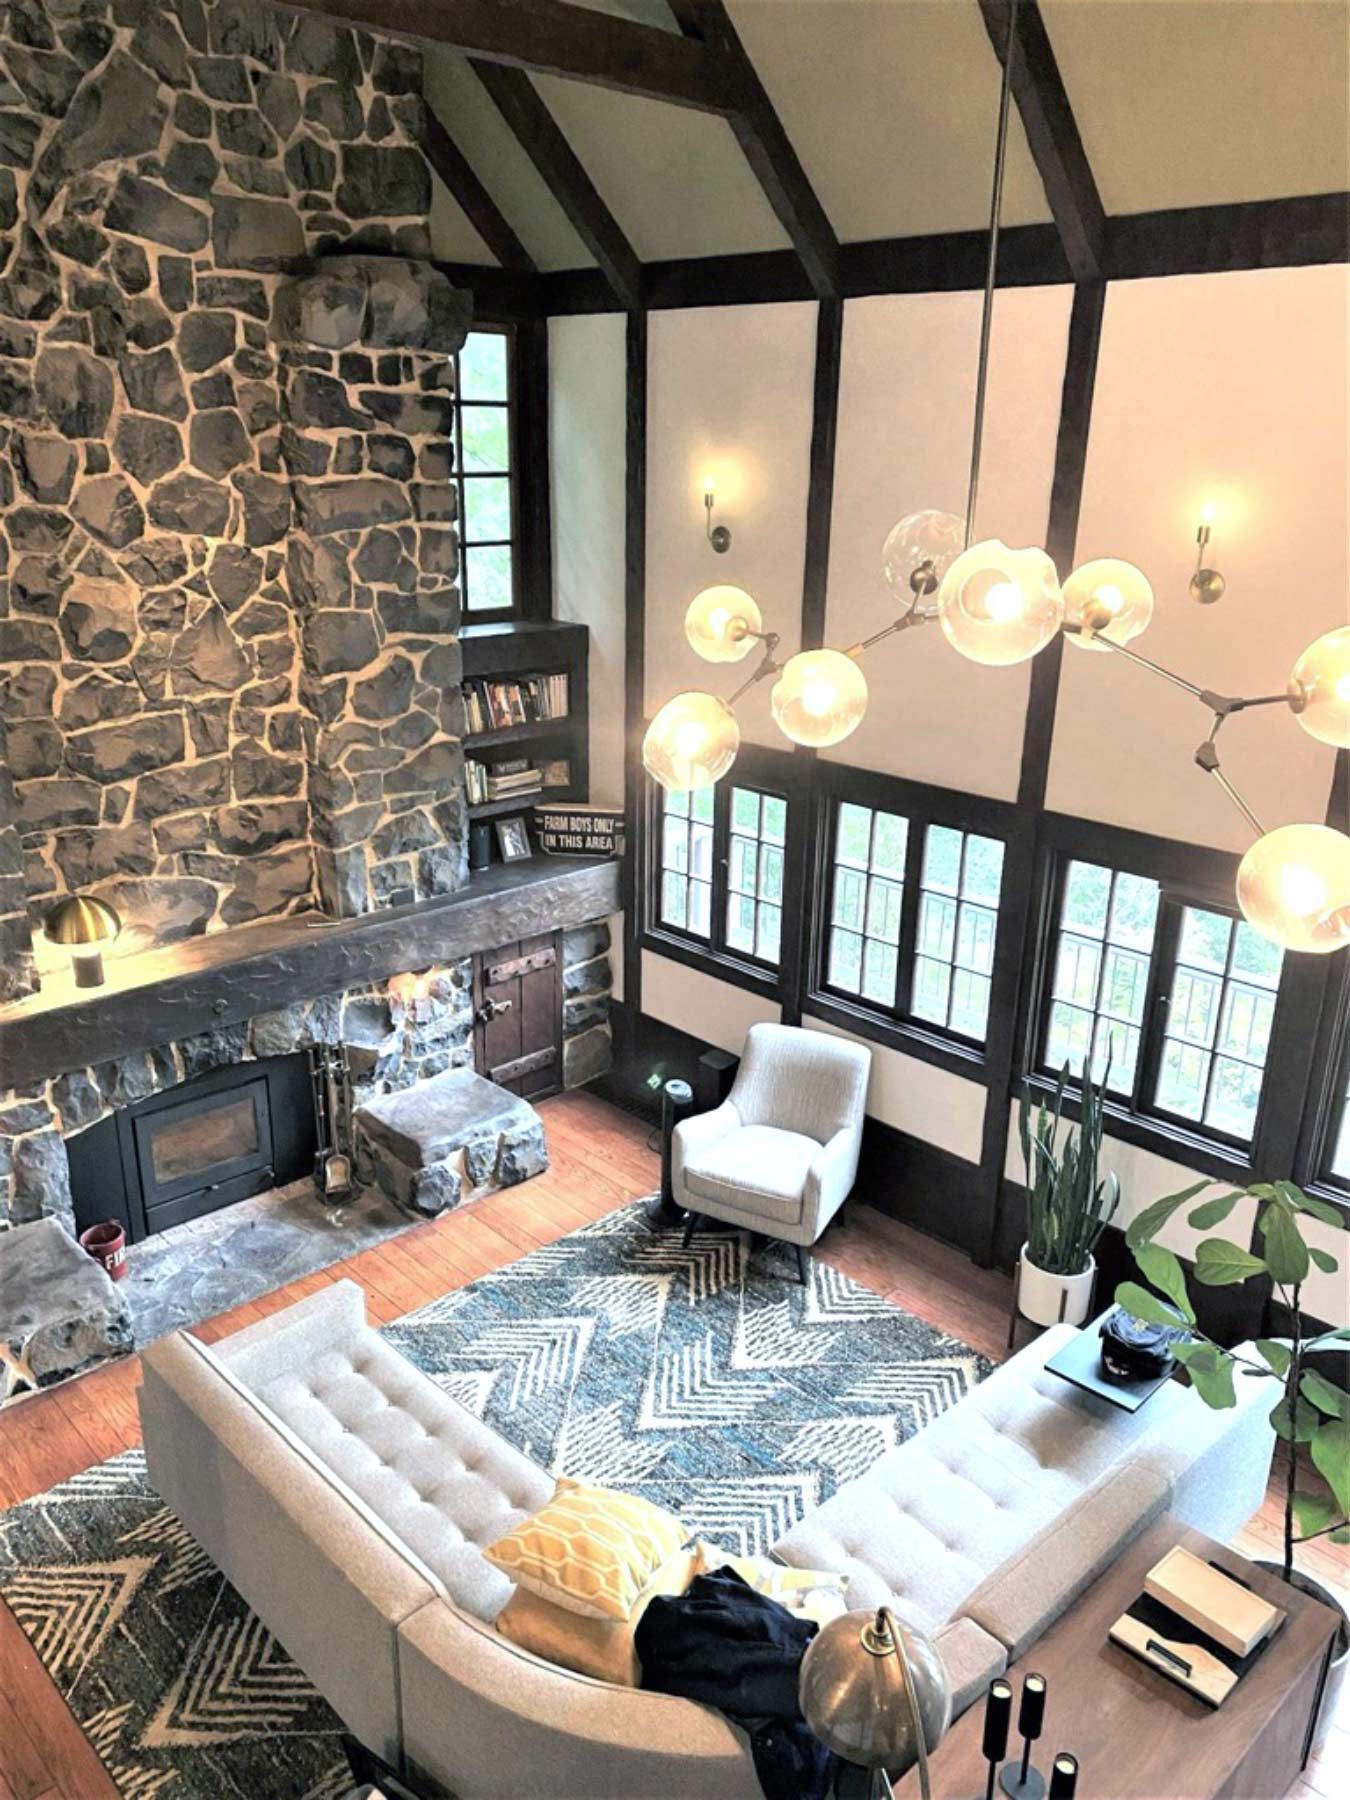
[
  {"left": 355, "top": 1070, "right": 548, "bottom": 1217},
  {"left": 0, "top": 1218, "right": 135, "bottom": 1400}
]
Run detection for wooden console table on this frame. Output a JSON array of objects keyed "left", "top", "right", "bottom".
[{"left": 897, "top": 1517, "right": 1339, "bottom": 1800}]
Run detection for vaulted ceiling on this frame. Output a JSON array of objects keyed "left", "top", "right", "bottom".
[{"left": 425, "top": 0, "right": 1350, "bottom": 272}]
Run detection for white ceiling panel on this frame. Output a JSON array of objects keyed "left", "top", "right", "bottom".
[{"left": 1044, "top": 0, "right": 1350, "bottom": 215}]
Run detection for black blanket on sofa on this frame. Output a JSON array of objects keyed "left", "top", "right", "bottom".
[{"left": 634, "top": 1566, "right": 836, "bottom": 1799}]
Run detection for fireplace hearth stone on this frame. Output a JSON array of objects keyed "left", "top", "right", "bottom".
[
  {"left": 0, "top": 1217, "right": 134, "bottom": 1398},
  {"left": 357, "top": 1068, "right": 548, "bottom": 1216}
]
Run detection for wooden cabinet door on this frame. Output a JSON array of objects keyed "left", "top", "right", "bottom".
[{"left": 473, "top": 933, "right": 562, "bottom": 1100}]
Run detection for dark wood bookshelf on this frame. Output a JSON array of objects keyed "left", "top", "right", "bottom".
[{"left": 461, "top": 619, "right": 590, "bottom": 823}]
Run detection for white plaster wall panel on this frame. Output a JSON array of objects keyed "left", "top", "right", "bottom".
[
  {"left": 806, "top": 1016, "right": 985, "bottom": 1162},
  {"left": 1047, "top": 266, "right": 1347, "bottom": 850},
  {"left": 645, "top": 304, "right": 817, "bottom": 748},
  {"left": 1298, "top": 1213, "right": 1350, "bottom": 1328},
  {"left": 641, "top": 952, "right": 780, "bottom": 1054},
  {"left": 824, "top": 287, "right": 1073, "bottom": 798},
  {"left": 550, "top": 314, "right": 628, "bottom": 806}
]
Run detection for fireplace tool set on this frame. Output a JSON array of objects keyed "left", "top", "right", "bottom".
[{"left": 310, "top": 1044, "right": 355, "bottom": 1213}]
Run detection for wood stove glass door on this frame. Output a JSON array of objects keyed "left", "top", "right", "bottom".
[{"left": 129, "top": 1075, "right": 275, "bottom": 1233}]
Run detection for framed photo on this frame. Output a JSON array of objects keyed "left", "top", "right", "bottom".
[{"left": 495, "top": 816, "right": 533, "bottom": 863}]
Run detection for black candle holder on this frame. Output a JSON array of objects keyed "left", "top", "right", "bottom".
[
  {"left": 980, "top": 1678, "right": 1013, "bottom": 1800},
  {"left": 998, "top": 1671, "right": 1047, "bottom": 1800}
]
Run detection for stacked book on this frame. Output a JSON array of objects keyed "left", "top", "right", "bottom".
[
  {"left": 463, "top": 673, "right": 569, "bottom": 734},
  {"left": 464, "top": 757, "right": 543, "bottom": 807}
]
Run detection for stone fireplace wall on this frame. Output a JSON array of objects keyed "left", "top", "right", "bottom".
[{"left": 0, "top": 0, "right": 463, "bottom": 978}]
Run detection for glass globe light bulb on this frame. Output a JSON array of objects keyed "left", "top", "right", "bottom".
[
  {"left": 684, "top": 584, "right": 763, "bottom": 664},
  {"left": 1236, "top": 822, "right": 1350, "bottom": 955},
  {"left": 770, "top": 649, "right": 868, "bottom": 748},
  {"left": 642, "top": 690, "right": 740, "bottom": 791},
  {"left": 1063, "top": 557, "right": 1155, "bottom": 651},
  {"left": 1287, "top": 625, "right": 1350, "bottom": 748},
  {"left": 881, "top": 509, "right": 966, "bottom": 610},
  {"left": 937, "top": 539, "right": 1064, "bottom": 666}
]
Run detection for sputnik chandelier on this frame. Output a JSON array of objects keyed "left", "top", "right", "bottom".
[{"left": 642, "top": 0, "right": 1350, "bottom": 958}]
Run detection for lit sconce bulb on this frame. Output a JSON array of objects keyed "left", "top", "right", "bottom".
[
  {"left": 703, "top": 472, "right": 716, "bottom": 505},
  {"left": 1199, "top": 501, "right": 1216, "bottom": 527},
  {"left": 642, "top": 690, "right": 740, "bottom": 791},
  {"left": 1189, "top": 502, "right": 1226, "bottom": 605},
  {"left": 937, "top": 540, "right": 1064, "bottom": 666},
  {"left": 1287, "top": 625, "right": 1350, "bottom": 748},
  {"left": 685, "top": 584, "right": 762, "bottom": 663},
  {"left": 770, "top": 649, "right": 868, "bottom": 747},
  {"left": 1237, "top": 822, "right": 1350, "bottom": 954},
  {"left": 702, "top": 470, "right": 731, "bottom": 553},
  {"left": 1063, "top": 557, "right": 1154, "bottom": 651}
]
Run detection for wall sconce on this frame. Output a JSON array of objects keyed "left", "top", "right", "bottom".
[
  {"left": 703, "top": 473, "right": 731, "bottom": 554},
  {"left": 45, "top": 895, "right": 121, "bottom": 988},
  {"left": 1189, "top": 502, "right": 1226, "bottom": 605}
]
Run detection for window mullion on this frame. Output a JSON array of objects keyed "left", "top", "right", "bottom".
[
  {"left": 711, "top": 784, "right": 733, "bottom": 958},
  {"left": 1137, "top": 897, "right": 1180, "bottom": 1118},
  {"left": 896, "top": 816, "right": 924, "bottom": 1026}
]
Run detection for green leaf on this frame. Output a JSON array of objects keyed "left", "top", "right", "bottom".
[
  {"left": 1125, "top": 1182, "right": 1213, "bottom": 1252},
  {"left": 1309, "top": 1417, "right": 1350, "bottom": 1521},
  {"left": 1113, "top": 1281, "right": 1188, "bottom": 1330},
  {"left": 1255, "top": 1338, "right": 1292, "bottom": 1377},
  {"left": 1262, "top": 1203, "right": 1311, "bottom": 1286},
  {"left": 1308, "top": 1246, "right": 1340, "bottom": 1275},
  {"left": 1270, "top": 1395, "right": 1317, "bottom": 1443},
  {"left": 1291, "top": 1193, "right": 1346, "bottom": 1228},
  {"left": 1134, "top": 1243, "right": 1196, "bottom": 1322},
  {"left": 1181, "top": 1343, "right": 1237, "bottom": 1409},
  {"left": 1292, "top": 1493, "right": 1339, "bottom": 1537},
  {"left": 1193, "top": 1238, "right": 1267, "bottom": 1287},
  {"left": 1187, "top": 1192, "right": 1242, "bottom": 1231},
  {"left": 1301, "top": 1372, "right": 1349, "bottom": 1418},
  {"left": 1332, "top": 1526, "right": 1350, "bottom": 1545}
]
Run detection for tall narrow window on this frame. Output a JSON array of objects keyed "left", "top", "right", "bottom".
[
  {"left": 1328, "top": 1049, "right": 1350, "bottom": 1185},
  {"left": 455, "top": 328, "right": 517, "bottom": 617},
  {"left": 1043, "top": 860, "right": 1160, "bottom": 1094},
  {"left": 912, "top": 825, "right": 1005, "bottom": 1042},
  {"left": 1152, "top": 905, "right": 1283, "bottom": 1143},
  {"left": 826, "top": 802, "right": 908, "bottom": 1006},
  {"left": 725, "top": 787, "right": 786, "bottom": 968},
  {"left": 658, "top": 788, "right": 713, "bottom": 940}
]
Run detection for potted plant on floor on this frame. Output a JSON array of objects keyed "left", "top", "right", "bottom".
[
  {"left": 1117, "top": 1178, "right": 1349, "bottom": 1728},
  {"left": 1016, "top": 1060, "right": 1120, "bottom": 1328}
]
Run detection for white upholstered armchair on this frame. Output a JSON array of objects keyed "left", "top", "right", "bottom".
[{"left": 671, "top": 1023, "right": 872, "bottom": 1280}]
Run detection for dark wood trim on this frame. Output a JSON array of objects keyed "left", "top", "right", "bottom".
[
  {"left": 512, "top": 316, "right": 554, "bottom": 623},
  {"left": 436, "top": 261, "right": 542, "bottom": 321},
  {"left": 471, "top": 62, "right": 644, "bottom": 312},
  {"left": 420, "top": 107, "right": 536, "bottom": 273},
  {"left": 977, "top": 0, "right": 1105, "bottom": 282},
  {"left": 1105, "top": 192, "right": 1350, "bottom": 281},
  {"left": 622, "top": 309, "right": 648, "bottom": 1014},
  {"left": 980, "top": 279, "right": 1105, "bottom": 1264},
  {"left": 669, "top": 1, "right": 840, "bottom": 299},
  {"left": 279, "top": 0, "right": 738, "bottom": 112}
]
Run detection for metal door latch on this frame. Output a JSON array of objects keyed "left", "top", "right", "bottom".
[{"left": 475, "top": 996, "right": 514, "bottom": 1026}]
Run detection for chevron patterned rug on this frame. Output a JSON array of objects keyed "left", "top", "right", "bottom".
[{"left": 0, "top": 1202, "right": 989, "bottom": 1799}]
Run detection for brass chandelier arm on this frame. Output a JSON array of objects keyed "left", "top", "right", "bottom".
[
  {"left": 726, "top": 631, "right": 782, "bottom": 703},
  {"left": 847, "top": 605, "right": 939, "bottom": 660}
]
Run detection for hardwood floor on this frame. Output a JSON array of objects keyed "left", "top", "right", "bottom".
[{"left": 1, "top": 1088, "right": 1344, "bottom": 1799}]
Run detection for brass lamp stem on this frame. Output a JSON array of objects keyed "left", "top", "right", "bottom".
[{"left": 874, "top": 1606, "right": 933, "bottom": 1800}]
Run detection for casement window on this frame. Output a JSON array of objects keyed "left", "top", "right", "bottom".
[
  {"left": 821, "top": 796, "right": 1007, "bottom": 1048},
  {"left": 1326, "top": 1054, "right": 1350, "bottom": 1187},
  {"left": 653, "top": 778, "right": 787, "bottom": 973},
  {"left": 454, "top": 327, "right": 519, "bottom": 619},
  {"left": 1039, "top": 856, "right": 1284, "bottom": 1149}
]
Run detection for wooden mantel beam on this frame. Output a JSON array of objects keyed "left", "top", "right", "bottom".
[
  {"left": 276, "top": 0, "right": 738, "bottom": 113},
  {"left": 977, "top": 0, "right": 1106, "bottom": 283}
]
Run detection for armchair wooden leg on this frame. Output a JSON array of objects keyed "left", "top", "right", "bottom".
[
  {"left": 682, "top": 1212, "right": 700, "bottom": 1248},
  {"left": 795, "top": 1244, "right": 808, "bottom": 1285}
]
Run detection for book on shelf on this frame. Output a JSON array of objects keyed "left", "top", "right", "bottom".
[{"left": 462, "top": 672, "right": 570, "bottom": 735}]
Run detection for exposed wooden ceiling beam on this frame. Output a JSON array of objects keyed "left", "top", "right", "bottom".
[
  {"left": 471, "top": 61, "right": 644, "bottom": 312},
  {"left": 668, "top": 1, "right": 840, "bottom": 300},
  {"left": 421, "top": 107, "right": 537, "bottom": 273},
  {"left": 276, "top": 0, "right": 737, "bottom": 112},
  {"left": 977, "top": 0, "right": 1106, "bottom": 282}
]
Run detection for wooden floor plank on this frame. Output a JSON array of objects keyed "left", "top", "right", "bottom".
[{"left": 0, "top": 1087, "right": 1343, "bottom": 1796}]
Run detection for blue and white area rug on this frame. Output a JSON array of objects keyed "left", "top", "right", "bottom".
[{"left": 0, "top": 1203, "right": 989, "bottom": 1798}]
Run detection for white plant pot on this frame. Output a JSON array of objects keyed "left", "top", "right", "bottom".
[{"left": 1019, "top": 1245, "right": 1097, "bottom": 1328}]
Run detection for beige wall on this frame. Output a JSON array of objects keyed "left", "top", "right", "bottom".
[
  {"left": 641, "top": 952, "right": 781, "bottom": 1054},
  {"left": 808, "top": 1017, "right": 986, "bottom": 1161}
]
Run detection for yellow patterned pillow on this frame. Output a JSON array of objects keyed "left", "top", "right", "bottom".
[
  {"left": 484, "top": 1478, "right": 689, "bottom": 1621},
  {"left": 495, "top": 1546, "right": 702, "bottom": 1685}
]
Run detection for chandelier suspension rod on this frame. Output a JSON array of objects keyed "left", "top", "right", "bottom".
[{"left": 964, "top": 0, "right": 1021, "bottom": 552}]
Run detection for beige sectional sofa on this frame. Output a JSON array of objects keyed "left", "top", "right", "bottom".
[{"left": 138, "top": 1280, "right": 1276, "bottom": 1800}]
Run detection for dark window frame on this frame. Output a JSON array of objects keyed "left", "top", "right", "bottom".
[
  {"left": 453, "top": 321, "right": 529, "bottom": 624},
  {"left": 805, "top": 765, "right": 1015, "bottom": 1071},
  {"left": 1295, "top": 957, "right": 1350, "bottom": 1207}
]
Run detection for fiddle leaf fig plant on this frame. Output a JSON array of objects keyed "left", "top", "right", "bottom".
[{"left": 1116, "top": 1178, "right": 1350, "bottom": 1584}]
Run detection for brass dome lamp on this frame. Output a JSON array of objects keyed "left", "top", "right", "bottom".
[
  {"left": 44, "top": 895, "right": 121, "bottom": 988},
  {"left": 799, "top": 1605, "right": 951, "bottom": 1800}
]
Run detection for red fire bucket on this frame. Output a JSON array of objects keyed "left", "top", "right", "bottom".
[{"left": 80, "top": 1221, "right": 127, "bottom": 1282}]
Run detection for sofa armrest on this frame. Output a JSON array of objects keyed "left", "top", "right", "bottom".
[
  {"left": 803, "top": 1125, "right": 862, "bottom": 1233},
  {"left": 212, "top": 1279, "right": 368, "bottom": 1387},
  {"left": 672, "top": 1102, "right": 740, "bottom": 1189},
  {"left": 932, "top": 1616, "right": 1008, "bottom": 1720},
  {"left": 961, "top": 1455, "right": 1172, "bottom": 1660}
]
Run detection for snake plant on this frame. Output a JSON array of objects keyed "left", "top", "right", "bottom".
[{"left": 1019, "top": 1059, "right": 1120, "bottom": 1277}]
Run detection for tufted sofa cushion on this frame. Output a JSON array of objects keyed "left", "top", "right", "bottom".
[{"left": 244, "top": 1328, "right": 553, "bottom": 1623}]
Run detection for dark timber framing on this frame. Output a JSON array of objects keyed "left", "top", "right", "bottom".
[
  {"left": 471, "top": 62, "right": 644, "bottom": 311},
  {"left": 622, "top": 310, "right": 649, "bottom": 1015},
  {"left": 420, "top": 108, "right": 537, "bottom": 273},
  {"left": 978, "top": 0, "right": 1106, "bottom": 281}
]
